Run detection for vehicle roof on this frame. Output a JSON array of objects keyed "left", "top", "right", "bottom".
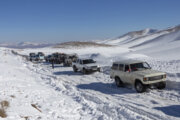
[
  {"left": 78, "top": 58, "right": 93, "bottom": 60},
  {"left": 113, "top": 59, "right": 144, "bottom": 65},
  {"left": 66, "top": 53, "right": 77, "bottom": 56}
]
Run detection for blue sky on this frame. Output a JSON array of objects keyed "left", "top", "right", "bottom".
[{"left": 0, "top": 0, "right": 180, "bottom": 43}]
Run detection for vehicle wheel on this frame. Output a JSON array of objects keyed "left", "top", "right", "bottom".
[
  {"left": 135, "top": 81, "right": 147, "bottom": 93},
  {"left": 82, "top": 68, "right": 87, "bottom": 74},
  {"left": 115, "top": 77, "right": 123, "bottom": 87},
  {"left": 73, "top": 66, "right": 77, "bottom": 72},
  {"left": 157, "top": 82, "right": 166, "bottom": 89}
]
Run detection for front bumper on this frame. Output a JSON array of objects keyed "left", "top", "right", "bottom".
[
  {"left": 142, "top": 78, "right": 166, "bottom": 85},
  {"left": 86, "top": 67, "right": 100, "bottom": 72}
]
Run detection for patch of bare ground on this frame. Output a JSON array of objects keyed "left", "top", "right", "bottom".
[
  {"left": 10, "top": 95, "right": 15, "bottom": 98},
  {"left": 31, "top": 104, "right": 41, "bottom": 112},
  {"left": 53, "top": 41, "right": 113, "bottom": 48},
  {"left": 20, "top": 116, "right": 30, "bottom": 120},
  {"left": 0, "top": 100, "right": 9, "bottom": 118}
]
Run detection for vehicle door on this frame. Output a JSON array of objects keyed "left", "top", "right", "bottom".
[
  {"left": 116, "top": 64, "right": 125, "bottom": 82},
  {"left": 78, "top": 59, "right": 84, "bottom": 70},
  {"left": 76, "top": 59, "right": 80, "bottom": 68},
  {"left": 122, "top": 64, "right": 133, "bottom": 84},
  {"left": 111, "top": 63, "right": 119, "bottom": 77}
]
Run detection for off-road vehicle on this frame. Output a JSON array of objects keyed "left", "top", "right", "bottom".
[
  {"left": 110, "top": 60, "right": 166, "bottom": 93},
  {"left": 29, "top": 53, "right": 38, "bottom": 61},
  {"left": 72, "top": 58, "right": 100, "bottom": 74},
  {"left": 50, "top": 52, "right": 66, "bottom": 64},
  {"left": 63, "top": 54, "right": 78, "bottom": 66},
  {"left": 37, "top": 52, "right": 45, "bottom": 61},
  {"left": 45, "top": 55, "right": 53, "bottom": 62}
]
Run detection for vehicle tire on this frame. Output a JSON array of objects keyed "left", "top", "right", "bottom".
[
  {"left": 135, "top": 81, "right": 147, "bottom": 93},
  {"left": 82, "top": 68, "right": 87, "bottom": 74},
  {"left": 73, "top": 66, "right": 77, "bottom": 72},
  {"left": 115, "top": 77, "right": 123, "bottom": 87},
  {"left": 157, "top": 82, "right": 166, "bottom": 89}
]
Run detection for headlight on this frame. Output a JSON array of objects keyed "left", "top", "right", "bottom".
[{"left": 143, "top": 77, "right": 148, "bottom": 82}]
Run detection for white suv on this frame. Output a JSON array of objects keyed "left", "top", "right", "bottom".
[
  {"left": 72, "top": 58, "right": 100, "bottom": 74},
  {"left": 110, "top": 60, "right": 166, "bottom": 93}
]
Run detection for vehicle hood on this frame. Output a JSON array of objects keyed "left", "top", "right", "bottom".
[
  {"left": 132, "top": 69, "right": 165, "bottom": 77},
  {"left": 85, "top": 63, "right": 98, "bottom": 67}
]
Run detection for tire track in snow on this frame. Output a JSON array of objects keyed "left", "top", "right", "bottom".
[{"left": 24, "top": 60, "right": 180, "bottom": 120}]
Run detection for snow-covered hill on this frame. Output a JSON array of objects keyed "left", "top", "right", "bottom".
[
  {"left": 98, "top": 25, "right": 180, "bottom": 60},
  {"left": 0, "top": 42, "right": 54, "bottom": 49}
]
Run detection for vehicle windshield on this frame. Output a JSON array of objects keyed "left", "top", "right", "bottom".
[
  {"left": 30, "top": 53, "right": 36, "bottom": 57},
  {"left": 130, "top": 62, "right": 151, "bottom": 71},
  {"left": 83, "top": 59, "right": 96, "bottom": 64},
  {"left": 38, "top": 53, "right": 44, "bottom": 56}
]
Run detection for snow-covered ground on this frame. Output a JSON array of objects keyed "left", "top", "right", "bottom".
[
  {"left": 0, "top": 44, "right": 179, "bottom": 120},
  {"left": 0, "top": 25, "right": 180, "bottom": 120}
]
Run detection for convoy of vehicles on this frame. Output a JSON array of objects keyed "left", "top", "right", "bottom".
[
  {"left": 29, "top": 52, "right": 166, "bottom": 93},
  {"left": 44, "top": 53, "right": 78, "bottom": 65}
]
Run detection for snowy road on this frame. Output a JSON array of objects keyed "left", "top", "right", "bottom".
[{"left": 25, "top": 55, "right": 180, "bottom": 120}]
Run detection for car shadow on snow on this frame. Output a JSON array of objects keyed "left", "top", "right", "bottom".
[
  {"left": 77, "top": 82, "right": 135, "bottom": 95},
  {"left": 154, "top": 105, "right": 180, "bottom": 118},
  {"left": 42, "top": 62, "right": 65, "bottom": 68},
  {"left": 53, "top": 71, "right": 82, "bottom": 76}
]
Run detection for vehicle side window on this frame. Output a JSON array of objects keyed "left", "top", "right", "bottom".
[
  {"left": 124, "top": 65, "right": 130, "bottom": 72},
  {"left": 112, "top": 64, "right": 119, "bottom": 70},
  {"left": 119, "top": 64, "right": 124, "bottom": 71},
  {"left": 80, "top": 60, "right": 83, "bottom": 64}
]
